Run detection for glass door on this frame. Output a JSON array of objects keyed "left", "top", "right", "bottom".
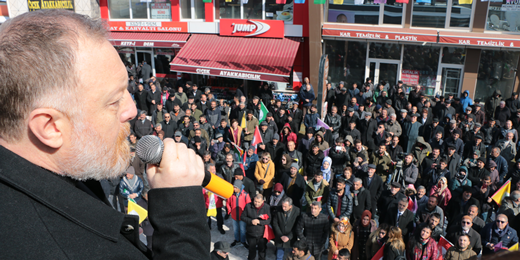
[
  {"left": 366, "top": 59, "right": 401, "bottom": 86},
  {"left": 441, "top": 67, "right": 463, "bottom": 98},
  {"left": 136, "top": 50, "right": 155, "bottom": 79}
]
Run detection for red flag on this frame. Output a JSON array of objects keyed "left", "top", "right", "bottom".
[
  {"left": 438, "top": 235, "right": 453, "bottom": 258},
  {"left": 251, "top": 126, "right": 263, "bottom": 147},
  {"left": 276, "top": 0, "right": 286, "bottom": 3},
  {"left": 371, "top": 244, "right": 384, "bottom": 260},
  {"left": 263, "top": 225, "right": 275, "bottom": 241}
]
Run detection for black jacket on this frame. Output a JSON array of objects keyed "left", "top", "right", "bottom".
[
  {"left": 266, "top": 142, "right": 285, "bottom": 165},
  {"left": 446, "top": 226, "right": 482, "bottom": 254},
  {"left": 351, "top": 188, "right": 371, "bottom": 221},
  {"left": 241, "top": 203, "right": 271, "bottom": 238},
  {"left": 377, "top": 190, "right": 406, "bottom": 218},
  {"left": 327, "top": 188, "right": 353, "bottom": 220},
  {"left": 384, "top": 208, "right": 414, "bottom": 243},
  {"left": 297, "top": 212, "right": 329, "bottom": 246},
  {"left": 0, "top": 145, "right": 210, "bottom": 259},
  {"left": 279, "top": 173, "right": 306, "bottom": 208},
  {"left": 445, "top": 197, "right": 480, "bottom": 222},
  {"left": 273, "top": 206, "right": 301, "bottom": 248},
  {"left": 362, "top": 173, "right": 384, "bottom": 215}
]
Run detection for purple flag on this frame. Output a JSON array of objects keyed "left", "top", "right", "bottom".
[
  {"left": 316, "top": 118, "right": 330, "bottom": 130},
  {"left": 374, "top": 0, "right": 387, "bottom": 3},
  {"left": 323, "top": 148, "right": 331, "bottom": 157},
  {"left": 495, "top": 242, "right": 504, "bottom": 252}
]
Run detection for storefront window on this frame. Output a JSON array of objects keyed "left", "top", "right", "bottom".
[
  {"left": 117, "top": 47, "right": 136, "bottom": 67},
  {"left": 369, "top": 42, "right": 401, "bottom": 60},
  {"left": 155, "top": 49, "right": 176, "bottom": 75},
  {"left": 412, "top": 0, "right": 473, "bottom": 28},
  {"left": 327, "top": 0, "right": 403, "bottom": 25},
  {"left": 324, "top": 40, "right": 367, "bottom": 87},
  {"left": 402, "top": 45, "right": 440, "bottom": 95},
  {"left": 486, "top": 1, "right": 520, "bottom": 32},
  {"left": 181, "top": 0, "right": 205, "bottom": 19},
  {"left": 441, "top": 47, "right": 465, "bottom": 64},
  {"left": 475, "top": 50, "right": 519, "bottom": 101},
  {"left": 109, "top": 0, "right": 172, "bottom": 20},
  {"left": 216, "top": 0, "right": 292, "bottom": 22}
]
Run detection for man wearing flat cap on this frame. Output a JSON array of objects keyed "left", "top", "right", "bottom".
[
  {"left": 377, "top": 181, "right": 406, "bottom": 219},
  {"left": 211, "top": 241, "right": 231, "bottom": 260}
]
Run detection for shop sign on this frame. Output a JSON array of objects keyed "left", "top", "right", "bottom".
[
  {"left": 150, "top": 3, "right": 170, "bottom": 20},
  {"left": 109, "top": 21, "right": 188, "bottom": 33},
  {"left": 171, "top": 65, "right": 289, "bottom": 82},
  {"left": 28, "top": 0, "right": 74, "bottom": 11},
  {"left": 111, "top": 40, "right": 184, "bottom": 48},
  {"left": 322, "top": 29, "right": 437, "bottom": 43},
  {"left": 439, "top": 36, "right": 520, "bottom": 48},
  {"left": 401, "top": 70, "right": 420, "bottom": 85},
  {"left": 220, "top": 19, "right": 284, "bottom": 38}
]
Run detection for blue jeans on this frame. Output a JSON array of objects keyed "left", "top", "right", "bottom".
[
  {"left": 232, "top": 219, "right": 247, "bottom": 243},
  {"left": 276, "top": 247, "right": 291, "bottom": 260}
]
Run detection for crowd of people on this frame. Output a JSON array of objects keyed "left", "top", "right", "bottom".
[{"left": 120, "top": 73, "right": 520, "bottom": 260}]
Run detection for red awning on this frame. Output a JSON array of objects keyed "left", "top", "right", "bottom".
[
  {"left": 170, "top": 34, "right": 301, "bottom": 82},
  {"left": 322, "top": 24, "right": 438, "bottom": 43},
  {"left": 109, "top": 32, "right": 190, "bottom": 48},
  {"left": 439, "top": 31, "right": 520, "bottom": 48}
]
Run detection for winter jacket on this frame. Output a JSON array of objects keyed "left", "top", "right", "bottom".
[
  {"left": 244, "top": 117, "right": 259, "bottom": 142},
  {"left": 279, "top": 173, "right": 306, "bottom": 208},
  {"left": 407, "top": 237, "right": 440, "bottom": 260},
  {"left": 297, "top": 212, "right": 329, "bottom": 246},
  {"left": 305, "top": 179, "right": 330, "bottom": 207},
  {"left": 304, "top": 150, "right": 325, "bottom": 177},
  {"left": 205, "top": 107, "right": 221, "bottom": 129},
  {"left": 385, "top": 120, "right": 402, "bottom": 137},
  {"left": 446, "top": 227, "right": 482, "bottom": 255},
  {"left": 300, "top": 84, "right": 315, "bottom": 107},
  {"left": 460, "top": 90, "right": 474, "bottom": 113},
  {"left": 481, "top": 222, "right": 519, "bottom": 254},
  {"left": 327, "top": 188, "right": 353, "bottom": 220},
  {"left": 328, "top": 146, "right": 350, "bottom": 174},
  {"left": 402, "top": 162, "right": 419, "bottom": 186},
  {"left": 358, "top": 118, "right": 378, "bottom": 151},
  {"left": 203, "top": 189, "right": 224, "bottom": 208},
  {"left": 495, "top": 106, "right": 511, "bottom": 127},
  {"left": 220, "top": 162, "right": 240, "bottom": 183},
  {"left": 312, "top": 132, "right": 329, "bottom": 151},
  {"left": 411, "top": 136, "right": 432, "bottom": 168},
  {"left": 134, "top": 119, "right": 153, "bottom": 139},
  {"left": 497, "top": 138, "right": 517, "bottom": 162},
  {"left": 119, "top": 175, "right": 144, "bottom": 201},
  {"left": 227, "top": 189, "right": 251, "bottom": 221},
  {"left": 369, "top": 150, "right": 392, "bottom": 177},
  {"left": 272, "top": 206, "right": 301, "bottom": 248},
  {"left": 280, "top": 123, "right": 298, "bottom": 146},
  {"left": 444, "top": 246, "right": 477, "bottom": 260},
  {"left": 254, "top": 160, "right": 275, "bottom": 190},
  {"left": 325, "top": 113, "right": 342, "bottom": 133},
  {"left": 241, "top": 202, "right": 271, "bottom": 238},
  {"left": 170, "top": 109, "right": 186, "bottom": 125},
  {"left": 328, "top": 222, "right": 354, "bottom": 260},
  {"left": 350, "top": 188, "right": 371, "bottom": 221},
  {"left": 377, "top": 190, "right": 406, "bottom": 218}
]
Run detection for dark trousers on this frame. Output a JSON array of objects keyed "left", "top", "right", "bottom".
[
  {"left": 247, "top": 235, "right": 267, "bottom": 260},
  {"left": 207, "top": 207, "right": 223, "bottom": 230},
  {"left": 262, "top": 188, "right": 272, "bottom": 202},
  {"left": 309, "top": 242, "right": 323, "bottom": 260}
]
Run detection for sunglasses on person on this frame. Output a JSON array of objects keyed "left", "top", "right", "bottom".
[
  {"left": 462, "top": 221, "right": 471, "bottom": 225},
  {"left": 497, "top": 220, "right": 506, "bottom": 224}
]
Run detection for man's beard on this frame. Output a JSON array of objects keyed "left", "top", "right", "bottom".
[{"left": 60, "top": 121, "right": 131, "bottom": 181}]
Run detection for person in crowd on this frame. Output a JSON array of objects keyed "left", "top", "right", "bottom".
[
  {"left": 304, "top": 144, "right": 325, "bottom": 178},
  {"left": 481, "top": 214, "right": 519, "bottom": 255},
  {"left": 448, "top": 166, "right": 472, "bottom": 198},
  {"left": 285, "top": 140, "right": 303, "bottom": 168},
  {"left": 350, "top": 178, "right": 371, "bottom": 223},
  {"left": 305, "top": 171, "right": 330, "bottom": 210},
  {"left": 221, "top": 153, "right": 240, "bottom": 184},
  {"left": 385, "top": 197, "right": 414, "bottom": 244},
  {"left": 325, "top": 106, "right": 342, "bottom": 140},
  {"left": 489, "top": 146, "right": 509, "bottom": 185},
  {"left": 378, "top": 182, "right": 406, "bottom": 219},
  {"left": 407, "top": 226, "right": 440, "bottom": 260},
  {"left": 446, "top": 215, "right": 482, "bottom": 255},
  {"left": 415, "top": 196, "right": 444, "bottom": 225},
  {"left": 241, "top": 194, "right": 271, "bottom": 260},
  {"left": 255, "top": 152, "right": 276, "bottom": 200},
  {"left": 204, "top": 163, "right": 225, "bottom": 234},
  {"left": 243, "top": 147, "right": 259, "bottom": 181},
  {"left": 273, "top": 197, "right": 301, "bottom": 260},
  {"left": 369, "top": 143, "right": 392, "bottom": 183},
  {"left": 328, "top": 217, "right": 354, "bottom": 260},
  {"left": 429, "top": 176, "right": 452, "bottom": 210},
  {"left": 446, "top": 185, "right": 479, "bottom": 223},
  {"left": 351, "top": 210, "right": 376, "bottom": 260},
  {"left": 211, "top": 241, "right": 231, "bottom": 260},
  {"left": 366, "top": 224, "right": 389, "bottom": 260},
  {"left": 402, "top": 113, "right": 422, "bottom": 154},
  {"left": 286, "top": 241, "right": 315, "bottom": 260},
  {"left": 279, "top": 162, "right": 306, "bottom": 208},
  {"left": 266, "top": 133, "right": 285, "bottom": 166},
  {"left": 444, "top": 234, "right": 477, "bottom": 260},
  {"left": 304, "top": 104, "right": 319, "bottom": 129},
  {"left": 328, "top": 177, "right": 353, "bottom": 223},
  {"left": 228, "top": 178, "right": 251, "bottom": 247},
  {"left": 361, "top": 164, "right": 383, "bottom": 216},
  {"left": 297, "top": 201, "right": 329, "bottom": 260},
  {"left": 119, "top": 166, "right": 144, "bottom": 206},
  {"left": 234, "top": 168, "right": 256, "bottom": 202},
  {"left": 498, "top": 190, "right": 520, "bottom": 223},
  {"left": 383, "top": 227, "right": 406, "bottom": 260}
]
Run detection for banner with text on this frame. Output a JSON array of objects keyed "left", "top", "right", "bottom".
[{"left": 28, "top": 0, "right": 74, "bottom": 11}]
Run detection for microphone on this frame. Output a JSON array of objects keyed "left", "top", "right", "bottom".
[{"left": 135, "top": 135, "right": 234, "bottom": 199}]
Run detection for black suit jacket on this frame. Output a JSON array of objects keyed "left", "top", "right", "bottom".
[
  {"left": 362, "top": 173, "right": 384, "bottom": 215},
  {"left": 384, "top": 208, "right": 414, "bottom": 243},
  {"left": 0, "top": 145, "right": 210, "bottom": 259}
]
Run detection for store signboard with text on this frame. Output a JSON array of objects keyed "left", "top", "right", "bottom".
[
  {"left": 401, "top": 70, "right": 420, "bottom": 86},
  {"left": 109, "top": 21, "right": 188, "bottom": 33},
  {"left": 170, "top": 66, "right": 290, "bottom": 82},
  {"left": 322, "top": 29, "right": 437, "bottom": 43},
  {"left": 28, "top": 0, "right": 74, "bottom": 11},
  {"left": 219, "top": 19, "right": 284, "bottom": 38}
]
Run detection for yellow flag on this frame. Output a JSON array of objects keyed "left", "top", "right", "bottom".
[
  {"left": 241, "top": 112, "right": 247, "bottom": 129},
  {"left": 333, "top": 0, "right": 344, "bottom": 4},
  {"left": 207, "top": 191, "right": 217, "bottom": 217},
  {"left": 509, "top": 243, "right": 519, "bottom": 251},
  {"left": 459, "top": 0, "right": 472, "bottom": 4},
  {"left": 492, "top": 179, "right": 511, "bottom": 206},
  {"left": 128, "top": 199, "right": 148, "bottom": 224}
]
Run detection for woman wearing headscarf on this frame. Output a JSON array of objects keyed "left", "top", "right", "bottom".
[
  {"left": 352, "top": 210, "right": 377, "bottom": 260},
  {"left": 269, "top": 183, "right": 287, "bottom": 215},
  {"left": 383, "top": 226, "right": 406, "bottom": 260},
  {"left": 321, "top": 157, "right": 333, "bottom": 183},
  {"left": 429, "top": 176, "right": 452, "bottom": 210},
  {"left": 328, "top": 217, "right": 354, "bottom": 260},
  {"left": 366, "top": 223, "right": 389, "bottom": 260},
  {"left": 275, "top": 154, "right": 293, "bottom": 182}
]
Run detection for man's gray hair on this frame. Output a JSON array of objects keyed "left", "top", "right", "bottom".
[
  {"left": 353, "top": 178, "right": 362, "bottom": 184},
  {"left": 417, "top": 185, "right": 426, "bottom": 191},
  {"left": 311, "top": 201, "right": 322, "bottom": 208},
  {"left": 205, "top": 163, "right": 215, "bottom": 172},
  {"left": 399, "top": 197, "right": 408, "bottom": 204},
  {"left": 0, "top": 10, "right": 108, "bottom": 142},
  {"left": 254, "top": 194, "right": 264, "bottom": 201},
  {"left": 282, "top": 197, "right": 293, "bottom": 206}
]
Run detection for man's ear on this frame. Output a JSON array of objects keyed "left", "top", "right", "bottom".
[{"left": 28, "top": 108, "right": 70, "bottom": 149}]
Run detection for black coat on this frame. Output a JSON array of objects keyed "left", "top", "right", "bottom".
[
  {"left": 445, "top": 197, "right": 480, "bottom": 222},
  {"left": 273, "top": 206, "right": 301, "bottom": 248},
  {"left": 361, "top": 173, "right": 384, "bottom": 215},
  {"left": 384, "top": 208, "right": 414, "bottom": 243},
  {"left": 266, "top": 142, "right": 285, "bottom": 165},
  {"left": 351, "top": 188, "right": 371, "bottom": 221},
  {"left": 135, "top": 90, "right": 149, "bottom": 111},
  {"left": 297, "top": 212, "right": 329, "bottom": 246},
  {"left": 358, "top": 118, "right": 378, "bottom": 152},
  {"left": 377, "top": 190, "right": 406, "bottom": 218},
  {"left": 279, "top": 173, "right": 306, "bottom": 208},
  {"left": 241, "top": 203, "right": 271, "bottom": 238},
  {"left": 161, "top": 120, "right": 177, "bottom": 138},
  {"left": 0, "top": 146, "right": 210, "bottom": 259}
]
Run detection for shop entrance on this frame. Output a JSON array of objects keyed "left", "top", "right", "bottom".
[
  {"left": 136, "top": 50, "right": 155, "bottom": 76},
  {"left": 438, "top": 64, "right": 464, "bottom": 98},
  {"left": 366, "top": 59, "right": 401, "bottom": 86}
]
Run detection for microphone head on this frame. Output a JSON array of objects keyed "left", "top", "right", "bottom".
[{"left": 136, "top": 135, "right": 164, "bottom": 165}]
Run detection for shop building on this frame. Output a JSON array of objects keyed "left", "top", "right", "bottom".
[
  {"left": 0, "top": 0, "right": 8, "bottom": 24},
  {"left": 311, "top": 0, "right": 520, "bottom": 100},
  {"left": 99, "top": 0, "right": 311, "bottom": 99}
]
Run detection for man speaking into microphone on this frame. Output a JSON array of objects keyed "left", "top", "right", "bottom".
[{"left": 0, "top": 10, "right": 209, "bottom": 259}]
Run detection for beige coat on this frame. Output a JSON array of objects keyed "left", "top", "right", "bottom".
[
  {"left": 254, "top": 159, "right": 275, "bottom": 189},
  {"left": 328, "top": 222, "right": 354, "bottom": 260}
]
